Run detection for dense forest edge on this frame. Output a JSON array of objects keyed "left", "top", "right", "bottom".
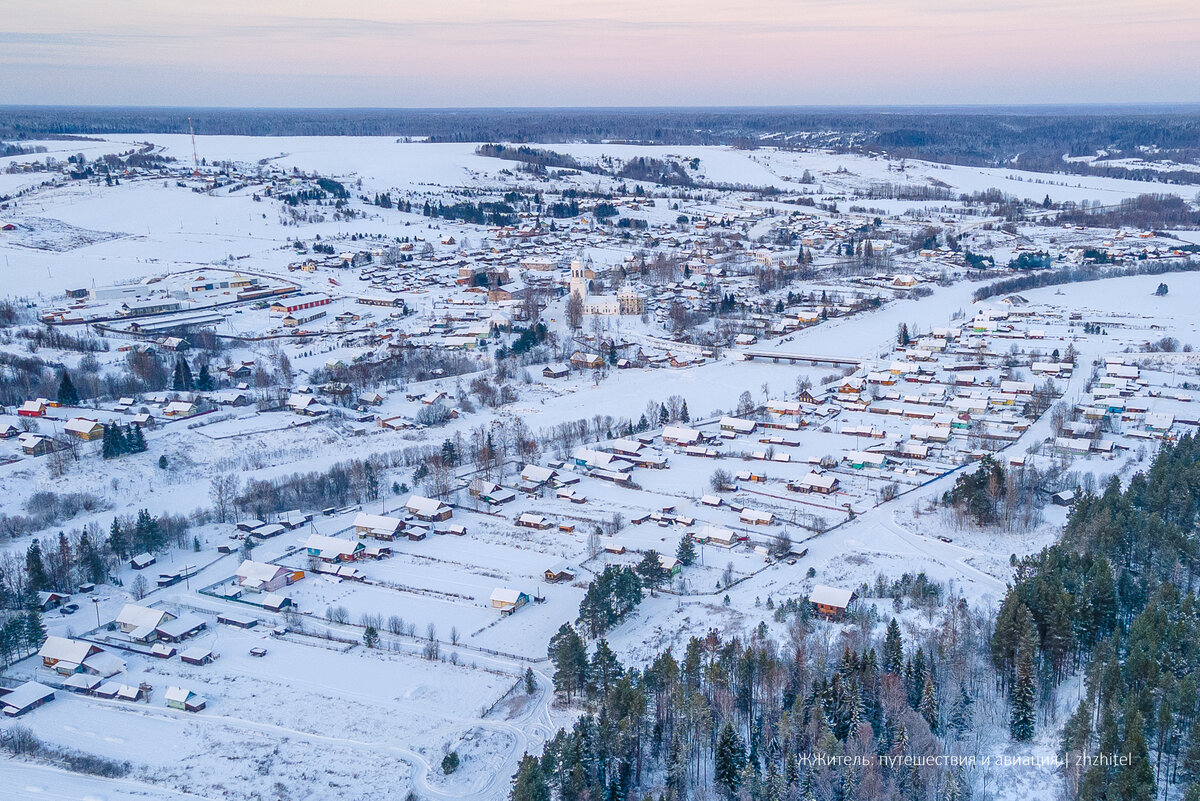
[
  {"left": 3, "top": 106, "right": 1200, "bottom": 185},
  {"left": 508, "top": 435, "right": 1200, "bottom": 801}
]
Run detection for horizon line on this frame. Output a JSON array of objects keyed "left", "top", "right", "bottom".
[{"left": 4, "top": 102, "right": 1200, "bottom": 114}]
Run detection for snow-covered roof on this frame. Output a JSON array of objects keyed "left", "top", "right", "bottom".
[
  {"left": 0, "top": 681, "right": 54, "bottom": 713},
  {"left": 164, "top": 686, "right": 200, "bottom": 704},
  {"left": 63, "top": 417, "right": 100, "bottom": 434},
  {"left": 405, "top": 495, "right": 448, "bottom": 516},
  {"left": 662, "top": 425, "right": 701, "bottom": 443},
  {"left": 521, "top": 464, "right": 556, "bottom": 483},
  {"left": 155, "top": 613, "right": 206, "bottom": 639},
  {"left": 353, "top": 512, "right": 404, "bottom": 534},
  {"left": 37, "top": 636, "right": 96, "bottom": 666},
  {"left": 116, "top": 603, "right": 169, "bottom": 630},
  {"left": 719, "top": 416, "right": 756, "bottom": 432},
  {"left": 810, "top": 585, "right": 855, "bottom": 609},
  {"left": 304, "top": 534, "right": 362, "bottom": 557},
  {"left": 490, "top": 587, "right": 525, "bottom": 604}
]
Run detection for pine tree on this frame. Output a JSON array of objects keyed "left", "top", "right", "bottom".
[
  {"left": 715, "top": 722, "right": 746, "bottom": 799},
  {"left": 172, "top": 360, "right": 186, "bottom": 391},
  {"left": 1061, "top": 698, "right": 1092, "bottom": 761},
  {"left": 179, "top": 358, "right": 194, "bottom": 390},
  {"left": 587, "top": 639, "right": 623, "bottom": 699},
  {"left": 1116, "top": 707, "right": 1156, "bottom": 801},
  {"left": 57, "top": 371, "right": 79, "bottom": 406},
  {"left": 680, "top": 401, "right": 690, "bottom": 422},
  {"left": 1010, "top": 645, "right": 1036, "bottom": 741},
  {"left": 547, "top": 623, "right": 588, "bottom": 701},
  {"left": 659, "top": 403, "right": 668, "bottom": 424},
  {"left": 511, "top": 754, "right": 549, "bottom": 801}
]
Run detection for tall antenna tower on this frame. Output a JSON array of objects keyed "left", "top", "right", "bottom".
[{"left": 188, "top": 116, "right": 200, "bottom": 175}]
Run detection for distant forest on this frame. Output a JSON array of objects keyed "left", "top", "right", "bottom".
[{"left": 3, "top": 106, "right": 1200, "bottom": 182}]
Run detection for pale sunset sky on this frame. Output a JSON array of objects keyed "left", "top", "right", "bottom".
[{"left": 3, "top": 0, "right": 1197, "bottom": 106}]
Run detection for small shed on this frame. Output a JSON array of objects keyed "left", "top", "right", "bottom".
[
  {"left": 165, "top": 686, "right": 207, "bottom": 712},
  {"left": 180, "top": 646, "right": 217, "bottom": 666}
]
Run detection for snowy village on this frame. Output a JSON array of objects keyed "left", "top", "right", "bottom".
[{"left": 0, "top": 107, "right": 1199, "bottom": 801}]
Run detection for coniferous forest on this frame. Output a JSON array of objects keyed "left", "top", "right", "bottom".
[{"left": 513, "top": 435, "right": 1200, "bottom": 801}]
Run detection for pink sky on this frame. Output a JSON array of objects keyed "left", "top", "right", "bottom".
[{"left": 4, "top": 0, "right": 1198, "bottom": 106}]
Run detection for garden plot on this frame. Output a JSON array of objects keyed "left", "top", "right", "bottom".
[{"left": 18, "top": 625, "right": 515, "bottom": 800}]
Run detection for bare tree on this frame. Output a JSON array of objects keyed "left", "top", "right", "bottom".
[
  {"left": 566, "top": 291, "right": 584, "bottom": 330},
  {"left": 210, "top": 474, "right": 241, "bottom": 523}
]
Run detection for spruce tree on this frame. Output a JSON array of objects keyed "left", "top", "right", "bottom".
[
  {"left": 120, "top": 425, "right": 136, "bottom": 456},
  {"left": 131, "top": 425, "right": 147, "bottom": 453},
  {"left": 919, "top": 672, "right": 938, "bottom": 732},
  {"left": 1010, "top": 646, "right": 1036, "bottom": 741},
  {"left": 25, "top": 608, "right": 44, "bottom": 652},
  {"left": 179, "top": 358, "right": 194, "bottom": 390},
  {"left": 680, "top": 401, "right": 690, "bottom": 422},
  {"left": 102, "top": 422, "right": 117, "bottom": 459},
  {"left": 197, "top": 363, "right": 213, "bottom": 391},
  {"left": 715, "top": 722, "right": 746, "bottom": 798},
  {"left": 948, "top": 686, "right": 974, "bottom": 737},
  {"left": 676, "top": 532, "right": 698, "bottom": 567},
  {"left": 636, "top": 549, "right": 668, "bottom": 595},
  {"left": 109, "top": 518, "right": 125, "bottom": 559},
  {"left": 883, "top": 618, "right": 903, "bottom": 674},
  {"left": 57, "top": 370, "right": 79, "bottom": 406},
  {"left": 25, "top": 539, "right": 50, "bottom": 592},
  {"left": 79, "top": 530, "right": 105, "bottom": 584}
]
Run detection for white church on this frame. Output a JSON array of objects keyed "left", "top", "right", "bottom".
[{"left": 569, "top": 260, "right": 645, "bottom": 316}]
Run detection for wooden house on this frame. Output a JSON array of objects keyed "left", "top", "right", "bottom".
[
  {"left": 490, "top": 587, "right": 530, "bottom": 614},
  {"left": 165, "top": 686, "right": 207, "bottom": 712},
  {"left": 1, "top": 681, "right": 55, "bottom": 717},
  {"left": 63, "top": 418, "right": 103, "bottom": 441},
  {"left": 405, "top": 495, "right": 452, "bottom": 521},
  {"left": 809, "top": 585, "right": 857, "bottom": 620}
]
